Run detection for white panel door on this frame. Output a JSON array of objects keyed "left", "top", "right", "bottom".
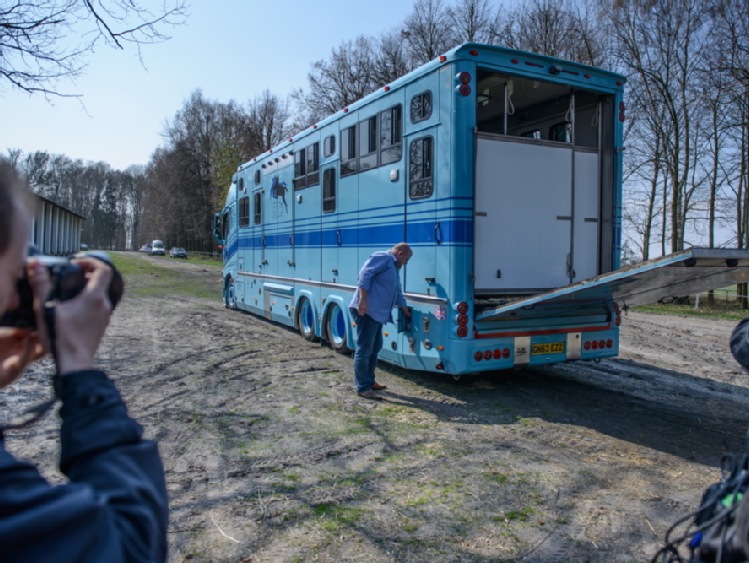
[{"left": 475, "top": 138, "right": 573, "bottom": 292}]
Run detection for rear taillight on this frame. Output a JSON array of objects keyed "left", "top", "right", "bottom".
[
  {"left": 455, "top": 72, "right": 472, "bottom": 96},
  {"left": 456, "top": 302, "right": 469, "bottom": 338}
]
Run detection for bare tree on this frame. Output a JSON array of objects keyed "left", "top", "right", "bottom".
[
  {"left": 402, "top": 0, "right": 455, "bottom": 65},
  {"left": 372, "top": 30, "right": 415, "bottom": 86},
  {"left": 161, "top": 90, "right": 226, "bottom": 249},
  {"left": 295, "top": 36, "right": 379, "bottom": 125},
  {"left": 622, "top": 109, "right": 667, "bottom": 261},
  {"left": 602, "top": 0, "right": 709, "bottom": 254},
  {"left": 0, "top": 0, "right": 187, "bottom": 96},
  {"left": 504, "top": 0, "right": 606, "bottom": 65},
  {"left": 245, "top": 91, "right": 291, "bottom": 153},
  {"left": 705, "top": 0, "right": 749, "bottom": 306},
  {"left": 447, "top": 0, "right": 501, "bottom": 44},
  {"left": 213, "top": 92, "right": 290, "bottom": 204}
]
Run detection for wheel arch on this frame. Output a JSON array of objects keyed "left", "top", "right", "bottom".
[
  {"left": 322, "top": 295, "right": 354, "bottom": 352},
  {"left": 294, "top": 290, "right": 319, "bottom": 336}
]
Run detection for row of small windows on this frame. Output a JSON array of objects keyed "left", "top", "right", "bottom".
[
  {"left": 238, "top": 170, "right": 263, "bottom": 188},
  {"left": 237, "top": 170, "right": 335, "bottom": 227},
  {"left": 251, "top": 90, "right": 431, "bottom": 190},
  {"left": 341, "top": 104, "right": 403, "bottom": 177},
  {"left": 238, "top": 90, "right": 434, "bottom": 222},
  {"left": 293, "top": 103, "right": 405, "bottom": 189},
  {"left": 238, "top": 192, "right": 264, "bottom": 227},
  {"left": 236, "top": 133, "right": 433, "bottom": 227},
  {"left": 294, "top": 142, "right": 320, "bottom": 189}
]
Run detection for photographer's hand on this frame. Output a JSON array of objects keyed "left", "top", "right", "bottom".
[
  {"left": 29, "top": 258, "right": 113, "bottom": 375},
  {"left": 0, "top": 328, "right": 44, "bottom": 389}
]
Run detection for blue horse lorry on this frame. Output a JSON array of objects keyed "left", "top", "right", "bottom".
[{"left": 213, "top": 43, "right": 749, "bottom": 377}]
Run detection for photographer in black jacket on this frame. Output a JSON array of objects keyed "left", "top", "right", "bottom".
[{"left": 0, "top": 159, "right": 168, "bottom": 562}]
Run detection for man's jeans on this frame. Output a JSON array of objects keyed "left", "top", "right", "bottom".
[{"left": 350, "top": 309, "right": 383, "bottom": 392}]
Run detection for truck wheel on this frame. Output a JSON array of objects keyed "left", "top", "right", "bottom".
[
  {"left": 326, "top": 303, "right": 349, "bottom": 353},
  {"left": 298, "top": 298, "right": 318, "bottom": 342},
  {"left": 224, "top": 278, "right": 236, "bottom": 310}
]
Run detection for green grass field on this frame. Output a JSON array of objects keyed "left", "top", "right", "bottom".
[{"left": 108, "top": 252, "right": 222, "bottom": 300}]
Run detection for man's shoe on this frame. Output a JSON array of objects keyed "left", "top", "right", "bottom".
[
  {"left": 371, "top": 382, "right": 387, "bottom": 391},
  {"left": 357, "top": 390, "right": 382, "bottom": 400}
]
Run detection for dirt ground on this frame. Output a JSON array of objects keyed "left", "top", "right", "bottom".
[{"left": 4, "top": 253, "right": 749, "bottom": 562}]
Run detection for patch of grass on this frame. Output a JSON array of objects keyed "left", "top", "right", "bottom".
[
  {"left": 335, "top": 475, "right": 367, "bottom": 488},
  {"left": 282, "top": 471, "right": 302, "bottom": 483},
  {"left": 417, "top": 442, "right": 445, "bottom": 457},
  {"left": 183, "top": 254, "right": 223, "bottom": 267},
  {"left": 109, "top": 252, "right": 221, "bottom": 300},
  {"left": 402, "top": 520, "right": 419, "bottom": 533},
  {"left": 482, "top": 470, "right": 511, "bottom": 485},
  {"left": 312, "top": 503, "right": 366, "bottom": 532},
  {"left": 496, "top": 506, "right": 536, "bottom": 523},
  {"left": 375, "top": 405, "right": 409, "bottom": 416},
  {"left": 634, "top": 301, "right": 748, "bottom": 321},
  {"left": 516, "top": 416, "right": 541, "bottom": 428},
  {"left": 373, "top": 450, "right": 405, "bottom": 464},
  {"left": 405, "top": 492, "right": 434, "bottom": 507},
  {"left": 339, "top": 416, "right": 375, "bottom": 436}
]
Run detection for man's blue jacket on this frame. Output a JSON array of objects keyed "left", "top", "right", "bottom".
[{"left": 0, "top": 370, "right": 168, "bottom": 562}]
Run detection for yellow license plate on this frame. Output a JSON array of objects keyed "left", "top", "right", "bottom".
[{"left": 531, "top": 342, "right": 565, "bottom": 355}]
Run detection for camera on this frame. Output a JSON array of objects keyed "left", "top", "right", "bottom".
[{"left": 0, "top": 249, "right": 124, "bottom": 329}]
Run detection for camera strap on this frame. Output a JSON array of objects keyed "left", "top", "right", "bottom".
[
  {"left": 0, "top": 301, "right": 60, "bottom": 431},
  {"left": 43, "top": 300, "right": 61, "bottom": 380}
]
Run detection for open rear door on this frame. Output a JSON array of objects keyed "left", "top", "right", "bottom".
[{"left": 476, "top": 248, "right": 749, "bottom": 322}]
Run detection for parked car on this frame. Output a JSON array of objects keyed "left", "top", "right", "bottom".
[
  {"left": 79, "top": 243, "right": 89, "bottom": 251},
  {"left": 140, "top": 244, "right": 151, "bottom": 253},
  {"left": 150, "top": 240, "right": 165, "bottom": 256},
  {"left": 170, "top": 247, "right": 188, "bottom": 259}
]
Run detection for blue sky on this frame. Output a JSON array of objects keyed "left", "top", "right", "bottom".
[{"left": 0, "top": 0, "right": 416, "bottom": 170}]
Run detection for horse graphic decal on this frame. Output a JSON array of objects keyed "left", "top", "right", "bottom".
[{"left": 270, "top": 175, "right": 288, "bottom": 213}]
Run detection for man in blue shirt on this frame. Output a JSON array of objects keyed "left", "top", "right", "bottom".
[
  {"left": 349, "top": 243, "right": 412, "bottom": 399},
  {"left": 0, "top": 160, "right": 168, "bottom": 562}
]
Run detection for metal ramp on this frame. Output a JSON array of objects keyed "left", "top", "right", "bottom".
[{"left": 476, "top": 248, "right": 749, "bottom": 322}]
